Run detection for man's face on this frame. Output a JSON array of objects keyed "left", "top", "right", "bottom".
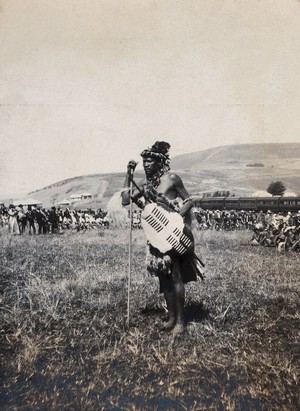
[{"left": 143, "top": 156, "right": 160, "bottom": 178}]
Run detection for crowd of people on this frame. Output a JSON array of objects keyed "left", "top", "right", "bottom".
[
  {"left": 1, "top": 202, "right": 300, "bottom": 252},
  {"left": 0, "top": 204, "right": 109, "bottom": 235},
  {"left": 250, "top": 210, "right": 300, "bottom": 252},
  {"left": 193, "top": 208, "right": 300, "bottom": 252},
  {"left": 193, "top": 208, "right": 257, "bottom": 231}
]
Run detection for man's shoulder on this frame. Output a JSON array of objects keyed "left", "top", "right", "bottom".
[
  {"left": 162, "top": 171, "right": 183, "bottom": 186},
  {"left": 137, "top": 177, "right": 147, "bottom": 189},
  {"left": 139, "top": 176, "right": 147, "bottom": 184},
  {"left": 163, "top": 171, "right": 181, "bottom": 180}
]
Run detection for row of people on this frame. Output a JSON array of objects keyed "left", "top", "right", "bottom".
[
  {"left": 193, "top": 209, "right": 258, "bottom": 230},
  {"left": 2, "top": 203, "right": 300, "bottom": 252},
  {"left": 0, "top": 204, "right": 109, "bottom": 235}
]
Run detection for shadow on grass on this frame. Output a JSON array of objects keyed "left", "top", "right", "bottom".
[
  {"left": 185, "top": 302, "right": 210, "bottom": 323},
  {"left": 140, "top": 305, "right": 165, "bottom": 317}
]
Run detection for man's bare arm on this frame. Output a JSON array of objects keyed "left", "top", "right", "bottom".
[
  {"left": 169, "top": 173, "right": 193, "bottom": 217},
  {"left": 121, "top": 160, "right": 144, "bottom": 206}
]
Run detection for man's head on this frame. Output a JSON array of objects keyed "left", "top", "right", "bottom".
[
  {"left": 142, "top": 156, "right": 160, "bottom": 178},
  {"left": 140, "top": 141, "right": 170, "bottom": 178}
]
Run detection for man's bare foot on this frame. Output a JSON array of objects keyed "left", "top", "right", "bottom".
[
  {"left": 160, "top": 318, "right": 176, "bottom": 330},
  {"left": 172, "top": 323, "right": 185, "bottom": 335}
]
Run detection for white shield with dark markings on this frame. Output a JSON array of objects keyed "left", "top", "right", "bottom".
[{"left": 141, "top": 203, "right": 192, "bottom": 255}]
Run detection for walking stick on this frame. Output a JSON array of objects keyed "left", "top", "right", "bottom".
[{"left": 126, "top": 167, "right": 134, "bottom": 327}]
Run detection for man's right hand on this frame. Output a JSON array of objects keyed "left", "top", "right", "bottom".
[{"left": 127, "top": 160, "right": 138, "bottom": 174}]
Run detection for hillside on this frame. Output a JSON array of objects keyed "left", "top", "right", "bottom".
[
  {"left": 27, "top": 172, "right": 144, "bottom": 209},
  {"left": 16, "top": 143, "right": 300, "bottom": 208},
  {"left": 171, "top": 143, "right": 300, "bottom": 170}
]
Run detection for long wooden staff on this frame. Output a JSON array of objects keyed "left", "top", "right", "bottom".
[{"left": 126, "top": 168, "right": 134, "bottom": 327}]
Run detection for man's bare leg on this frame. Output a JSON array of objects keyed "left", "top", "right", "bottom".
[
  {"left": 172, "top": 261, "right": 185, "bottom": 335},
  {"left": 161, "top": 290, "right": 176, "bottom": 330}
]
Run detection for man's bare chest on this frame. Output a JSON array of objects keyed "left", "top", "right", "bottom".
[{"left": 154, "top": 177, "right": 177, "bottom": 200}]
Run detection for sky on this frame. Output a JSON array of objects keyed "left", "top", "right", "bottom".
[{"left": 0, "top": 0, "right": 300, "bottom": 196}]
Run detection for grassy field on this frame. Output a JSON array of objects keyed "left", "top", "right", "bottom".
[{"left": 0, "top": 227, "right": 299, "bottom": 410}]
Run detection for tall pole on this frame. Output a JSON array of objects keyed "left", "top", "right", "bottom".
[{"left": 126, "top": 169, "right": 134, "bottom": 327}]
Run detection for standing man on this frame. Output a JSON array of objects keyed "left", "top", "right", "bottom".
[
  {"left": 27, "top": 206, "right": 37, "bottom": 235},
  {"left": 48, "top": 206, "right": 59, "bottom": 234},
  {"left": 16, "top": 204, "right": 27, "bottom": 235},
  {"left": 36, "top": 207, "right": 48, "bottom": 234},
  {"left": 122, "top": 141, "right": 204, "bottom": 335},
  {"left": 8, "top": 204, "right": 19, "bottom": 235}
]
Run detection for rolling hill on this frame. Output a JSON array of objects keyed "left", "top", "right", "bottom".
[{"left": 11, "top": 143, "right": 300, "bottom": 208}]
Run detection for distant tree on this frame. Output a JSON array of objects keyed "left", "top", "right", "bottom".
[{"left": 267, "top": 181, "right": 286, "bottom": 196}]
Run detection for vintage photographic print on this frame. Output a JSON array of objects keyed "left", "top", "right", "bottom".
[{"left": 1, "top": 1, "right": 299, "bottom": 409}]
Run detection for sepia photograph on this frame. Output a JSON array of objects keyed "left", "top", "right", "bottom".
[{"left": 0, "top": 0, "right": 299, "bottom": 409}]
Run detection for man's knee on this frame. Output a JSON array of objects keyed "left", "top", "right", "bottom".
[{"left": 171, "top": 260, "right": 183, "bottom": 284}]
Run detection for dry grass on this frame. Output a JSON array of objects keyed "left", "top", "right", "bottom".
[{"left": 0, "top": 228, "right": 299, "bottom": 410}]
